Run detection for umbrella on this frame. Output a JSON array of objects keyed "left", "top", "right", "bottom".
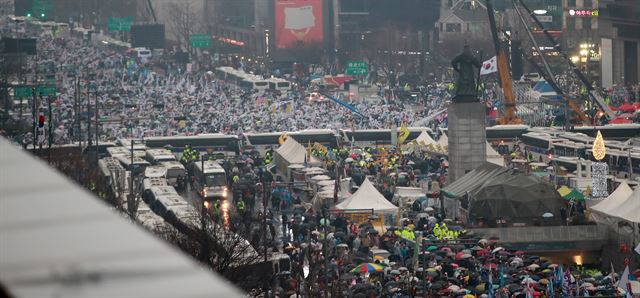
[
  {"left": 492, "top": 247, "right": 504, "bottom": 253},
  {"left": 563, "top": 189, "right": 585, "bottom": 201},
  {"left": 425, "top": 207, "right": 435, "bottom": 212},
  {"left": 351, "top": 263, "right": 385, "bottom": 274},
  {"left": 390, "top": 269, "right": 401, "bottom": 275},
  {"left": 557, "top": 185, "right": 572, "bottom": 197},
  {"left": 336, "top": 243, "right": 348, "bottom": 248},
  {"left": 528, "top": 264, "right": 540, "bottom": 270}
]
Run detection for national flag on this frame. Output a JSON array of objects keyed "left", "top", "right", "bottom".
[
  {"left": 562, "top": 267, "right": 571, "bottom": 296},
  {"left": 480, "top": 56, "right": 498, "bottom": 75},
  {"left": 547, "top": 277, "right": 555, "bottom": 298},
  {"left": 487, "top": 268, "right": 495, "bottom": 298},
  {"left": 618, "top": 264, "right": 634, "bottom": 298}
]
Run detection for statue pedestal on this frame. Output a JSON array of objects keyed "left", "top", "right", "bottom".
[{"left": 448, "top": 102, "right": 487, "bottom": 183}]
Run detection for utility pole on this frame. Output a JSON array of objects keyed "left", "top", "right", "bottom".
[
  {"left": 31, "top": 87, "right": 37, "bottom": 150},
  {"left": 47, "top": 95, "right": 53, "bottom": 163}
]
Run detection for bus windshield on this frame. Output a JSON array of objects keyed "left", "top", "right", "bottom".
[{"left": 205, "top": 173, "right": 226, "bottom": 186}]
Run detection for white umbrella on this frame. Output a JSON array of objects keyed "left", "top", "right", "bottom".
[
  {"left": 317, "top": 180, "right": 334, "bottom": 186},
  {"left": 425, "top": 207, "right": 435, "bottom": 212},
  {"left": 542, "top": 212, "right": 554, "bottom": 218},
  {"left": 345, "top": 157, "right": 354, "bottom": 162},
  {"left": 311, "top": 175, "right": 331, "bottom": 181},
  {"left": 492, "top": 247, "right": 504, "bottom": 254}
]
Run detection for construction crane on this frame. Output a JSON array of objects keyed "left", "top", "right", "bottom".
[
  {"left": 485, "top": 0, "right": 523, "bottom": 124},
  {"left": 146, "top": 0, "right": 157, "bottom": 23},
  {"left": 515, "top": 0, "right": 615, "bottom": 122},
  {"left": 509, "top": 0, "right": 590, "bottom": 125}
]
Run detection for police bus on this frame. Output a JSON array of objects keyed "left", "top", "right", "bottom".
[
  {"left": 193, "top": 160, "right": 229, "bottom": 201},
  {"left": 239, "top": 75, "right": 269, "bottom": 91},
  {"left": 268, "top": 78, "right": 292, "bottom": 92},
  {"left": 145, "top": 148, "right": 177, "bottom": 164}
]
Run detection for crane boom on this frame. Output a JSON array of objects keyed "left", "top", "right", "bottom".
[
  {"left": 146, "top": 0, "right": 157, "bottom": 23},
  {"left": 510, "top": 0, "right": 589, "bottom": 125},
  {"left": 516, "top": 0, "right": 615, "bottom": 120},
  {"left": 486, "top": 0, "right": 522, "bottom": 124}
]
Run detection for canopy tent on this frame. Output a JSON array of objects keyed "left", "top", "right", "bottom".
[
  {"left": 336, "top": 179, "right": 398, "bottom": 214},
  {"left": 415, "top": 130, "right": 437, "bottom": 146},
  {"left": 469, "top": 174, "right": 565, "bottom": 225},
  {"left": 486, "top": 142, "right": 505, "bottom": 167},
  {"left": 590, "top": 182, "right": 633, "bottom": 225},
  {"left": 591, "top": 182, "right": 639, "bottom": 224},
  {"left": 274, "top": 137, "right": 319, "bottom": 178},
  {"left": 442, "top": 163, "right": 508, "bottom": 198},
  {"left": 443, "top": 162, "right": 564, "bottom": 225},
  {"left": 437, "top": 133, "right": 448, "bottom": 147},
  {"left": 606, "top": 187, "right": 640, "bottom": 223}
]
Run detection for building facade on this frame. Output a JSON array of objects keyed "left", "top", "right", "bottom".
[{"left": 597, "top": 0, "right": 640, "bottom": 87}]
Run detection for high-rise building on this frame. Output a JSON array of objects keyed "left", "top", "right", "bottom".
[{"left": 598, "top": 0, "right": 640, "bottom": 87}]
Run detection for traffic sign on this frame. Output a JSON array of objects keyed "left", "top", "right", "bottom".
[
  {"left": 346, "top": 61, "right": 369, "bottom": 76},
  {"left": 13, "top": 87, "right": 32, "bottom": 98},
  {"left": 107, "top": 17, "right": 133, "bottom": 32},
  {"left": 189, "top": 34, "right": 212, "bottom": 48},
  {"left": 37, "top": 86, "right": 56, "bottom": 96}
]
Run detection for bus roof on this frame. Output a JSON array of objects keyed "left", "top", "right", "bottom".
[{"left": 194, "top": 160, "right": 225, "bottom": 173}]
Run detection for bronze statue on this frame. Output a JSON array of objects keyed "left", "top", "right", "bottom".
[{"left": 451, "top": 45, "right": 482, "bottom": 102}]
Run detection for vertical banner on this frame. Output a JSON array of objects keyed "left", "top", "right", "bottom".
[{"left": 275, "top": 0, "right": 324, "bottom": 49}]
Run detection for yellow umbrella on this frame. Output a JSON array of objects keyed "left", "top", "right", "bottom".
[{"left": 557, "top": 185, "right": 572, "bottom": 197}]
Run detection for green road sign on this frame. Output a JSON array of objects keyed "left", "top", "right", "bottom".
[
  {"left": 190, "top": 34, "right": 212, "bottom": 48},
  {"left": 13, "top": 86, "right": 56, "bottom": 98},
  {"left": 13, "top": 87, "right": 32, "bottom": 98},
  {"left": 346, "top": 61, "right": 369, "bottom": 76},
  {"left": 107, "top": 17, "right": 133, "bottom": 32},
  {"left": 37, "top": 86, "right": 56, "bottom": 96}
]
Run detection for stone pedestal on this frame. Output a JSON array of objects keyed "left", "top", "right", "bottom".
[{"left": 448, "top": 102, "right": 487, "bottom": 183}]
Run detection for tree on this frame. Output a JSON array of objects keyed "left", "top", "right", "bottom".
[{"left": 167, "top": 1, "right": 203, "bottom": 52}]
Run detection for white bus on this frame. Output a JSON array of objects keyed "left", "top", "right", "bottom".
[
  {"left": 268, "top": 78, "right": 292, "bottom": 92},
  {"left": 193, "top": 160, "right": 228, "bottom": 201},
  {"left": 115, "top": 154, "right": 150, "bottom": 174},
  {"left": 145, "top": 148, "right": 177, "bottom": 164},
  {"left": 160, "top": 160, "right": 187, "bottom": 189},
  {"left": 239, "top": 75, "right": 269, "bottom": 91}
]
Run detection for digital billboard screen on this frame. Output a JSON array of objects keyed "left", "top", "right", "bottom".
[
  {"left": 275, "top": 0, "right": 324, "bottom": 49},
  {"left": 131, "top": 24, "right": 165, "bottom": 49}
]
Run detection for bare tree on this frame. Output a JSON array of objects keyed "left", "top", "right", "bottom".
[{"left": 166, "top": 1, "right": 203, "bottom": 52}]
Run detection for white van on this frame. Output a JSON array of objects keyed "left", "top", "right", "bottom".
[{"left": 133, "top": 47, "right": 152, "bottom": 63}]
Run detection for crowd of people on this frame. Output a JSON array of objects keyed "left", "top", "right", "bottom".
[
  {"left": 16, "top": 30, "right": 453, "bottom": 146},
  {"left": 7, "top": 20, "right": 639, "bottom": 298}
]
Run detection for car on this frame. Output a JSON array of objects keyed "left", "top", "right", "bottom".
[
  {"left": 520, "top": 73, "right": 542, "bottom": 82},
  {"left": 305, "top": 92, "right": 326, "bottom": 103}
]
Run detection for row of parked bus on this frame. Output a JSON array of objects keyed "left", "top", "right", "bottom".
[{"left": 214, "top": 66, "right": 291, "bottom": 92}]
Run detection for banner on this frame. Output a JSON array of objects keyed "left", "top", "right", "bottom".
[{"left": 275, "top": 0, "right": 323, "bottom": 49}]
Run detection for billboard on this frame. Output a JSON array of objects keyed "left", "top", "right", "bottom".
[
  {"left": 275, "top": 0, "right": 324, "bottom": 49},
  {"left": 131, "top": 24, "right": 165, "bottom": 49}
]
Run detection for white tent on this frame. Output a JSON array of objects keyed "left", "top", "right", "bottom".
[
  {"left": 415, "top": 130, "right": 437, "bottom": 146},
  {"left": 275, "top": 137, "right": 307, "bottom": 165},
  {"left": 274, "top": 137, "right": 319, "bottom": 178},
  {"left": 486, "top": 142, "right": 505, "bottom": 167},
  {"left": 437, "top": 133, "right": 448, "bottom": 146},
  {"left": 336, "top": 179, "right": 398, "bottom": 213},
  {"left": 590, "top": 182, "right": 639, "bottom": 225},
  {"left": 605, "top": 186, "right": 640, "bottom": 223}
]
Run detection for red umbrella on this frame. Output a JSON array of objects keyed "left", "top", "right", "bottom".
[
  {"left": 610, "top": 117, "right": 633, "bottom": 124},
  {"left": 618, "top": 103, "right": 636, "bottom": 113},
  {"left": 455, "top": 252, "right": 464, "bottom": 260},
  {"left": 609, "top": 105, "right": 618, "bottom": 111}
]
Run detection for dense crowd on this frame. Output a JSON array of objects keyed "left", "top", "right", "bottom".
[{"left": 21, "top": 32, "right": 452, "bottom": 146}]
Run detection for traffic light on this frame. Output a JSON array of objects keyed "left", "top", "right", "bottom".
[{"left": 38, "top": 115, "right": 45, "bottom": 128}]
